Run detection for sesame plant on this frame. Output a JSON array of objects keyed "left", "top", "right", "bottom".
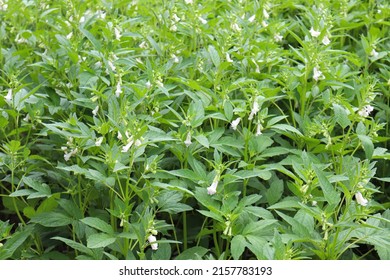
[{"left": 0, "top": 0, "right": 389, "bottom": 260}]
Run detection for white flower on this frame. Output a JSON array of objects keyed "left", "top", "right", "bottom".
[
  {"left": 226, "top": 53, "right": 233, "bottom": 63},
  {"left": 170, "top": 24, "right": 177, "bottom": 32},
  {"left": 355, "top": 192, "right": 368, "bottom": 206},
  {"left": 64, "top": 148, "right": 78, "bottom": 161},
  {"left": 79, "top": 16, "right": 85, "bottom": 23},
  {"left": 256, "top": 123, "right": 262, "bottom": 136},
  {"left": 199, "top": 16, "right": 207, "bottom": 25},
  {"left": 248, "top": 99, "right": 260, "bottom": 120},
  {"left": 172, "top": 14, "right": 180, "bottom": 22},
  {"left": 184, "top": 132, "right": 192, "bottom": 147},
  {"left": 171, "top": 54, "right": 179, "bottom": 63},
  {"left": 274, "top": 33, "right": 283, "bottom": 42},
  {"left": 370, "top": 49, "right": 378, "bottom": 58},
  {"left": 108, "top": 60, "right": 116, "bottom": 72},
  {"left": 95, "top": 137, "right": 103, "bottom": 147},
  {"left": 248, "top": 15, "right": 256, "bottom": 23},
  {"left": 92, "top": 105, "right": 99, "bottom": 116},
  {"left": 311, "top": 200, "right": 317, "bottom": 206},
  {"left": 115, "top": 81, "right": 122, "bottom": 97},
  {"left": 94, "top": 61, "right": 102, "bottom": 69},
  {"left": 358, "top": 105, "right": 374, "bottom": 117},
  {"left": 125, "top": 130, "right": 131, "bottom": 139},
  {"left": 310, "top": 27, "right": 321, "bottom": 37},
  {"left": 122, "top": 137, "right": 134, "bottom": 153},
  {"left": 66, "top": 32, "right": 73, "bottom": 40},
  {"left": 231, "top": 117, "right": 241, "bottom": 130},
  {"left": 148, "top": 235, "right": 158, "bottom": 250},
  {"left": 146, "top": 80, "right": 152, "bottom": 89},
  {"left": 261, "top": 20, "right": 268, "bottom": 27},
  {"left": 156, "top": 80, "right": 164, "bottom": 88},
  {"left": 117, "top": 131, "right": 123, "bottom": 140},
  {"left": 114, "top": 27, "right": 121, "bottom": 40},
  {"left": 139, "top": 41, "right": 148, "bottom": 49},
  {"left": 231, "top": 22, "right": 241, "bottom": 32},
  {"left": 263, "top": 9, "right": 269, "bottom": 19},
  {"left": 134, "top": 139, "right": 142, "bottom": 147},
  {"left": 313, "top": 66, "right": 324, "bottom": 81},
  {"left": 322, "top": 35, "right": 330, "bottom": 45},
  {"left": 5, "top": 89, "right": 12, "bottom": 104},
  {"left": 185, "top": 0, "right": 193, "bottom": 4},
  {"left": 0, "top": 0, "right": 8, "bottom": 11},
  {"left": 207, "top": 175, "right": 219, "bottom": 195},
  {"left": 23, "top": 114, "right": 30, "bottom": 122}
]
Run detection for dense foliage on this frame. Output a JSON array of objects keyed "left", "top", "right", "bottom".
[{"left": 0, "top": 0, "right": 389, "bottom": 260}]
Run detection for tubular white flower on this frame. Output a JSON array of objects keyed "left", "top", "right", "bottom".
[
  {"left": 171, "top": 54, "right": 179, "bottom": 63},
  {"left": 134, "top": 139, "right": 142, "bottom": 147},
  {"left": 231, "top": 22, "right": 241, "bottom": 32},
  {"left": 139, "top": 41, "right": 147, "bottom": 49},
  {"left": 199, "top": 16, "right": 207, "bottom": 25},
  {"left": 355, "top": 192, "right": 368, "bottom": 206},
  {"left": 322, "top": 35, "right": 330, "bottom": 46},
  {"left": 172, "top": 14, "right": 180, "bottom": 22},
  {"left": 115, "top": 81, "right": 122, "bottom": 97},
  {"left": 185, "top": 0, "right": 193, "bottom": 4},
  {"left": 226, "top": 53, "right": 233, "bottom": 63},
  {"left": 248, "top": 15, "right": 255, "bottom": 23},
  {"left": 5, "top": 89, "right": 12, "bottom": 104},
  {"left": 146, "top": 80, "right": 152, "bottom": 89},
  {"left": 358, "top": 105, "right": 374, "bottom": 117},
  {"left": 95, "top": 136, "right": 103, "bottom": 147},
  {"left": 256, "top": 123, "right": 262, "bottom": 136},
  {"left": 92, "top": 105, "right": 99, "bottom": 116},
  {"left": 263, "top": 9, "right": 269, "bottom": 19},
  {"left": 122, "top": 137, "right": 134, "bottom": 153},
  {"left": 313, "top": 66, "right": 324, "bottom": 81},
  {"left": 207, "top": 175, "right": 219, "bottom": 195},
  {"left": 261, "top": 20, "right": 268, "bottom": 27},
  {"left": 231, "top": 117, "right": 241, "bottom": 130},
  {"left": 147, "top": 235, "right": 158, "bottom": 250},
  {"left": 184, "top": 132, "right": 192, "bottom": 147},
  {"left": 117, "top": 131, "right": 123, "bottom": 140},
  {"left": 274, "top": 33, "right": 283, "bottom": 42},
  {"left": 114, "top": 27, "right": 121, "bottom": 40},
  {"left": 310, "top": 27, "right": 320, "bottom": 37},
  {"left": 248, "top": 100, "right": 260, "bottom": 120},
  {"left": 108, "top": 60, "right": 116, "bottom": 72},
  {"left": 170, "top": 23, "right": 177, "bottom": 32},
  {"left": 370, "top": 49, "right": 378, "bottom": 58}
]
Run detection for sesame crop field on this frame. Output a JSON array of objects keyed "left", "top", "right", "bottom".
[{"left": 0, "top": 0, "right": 389, "bottom": 260}]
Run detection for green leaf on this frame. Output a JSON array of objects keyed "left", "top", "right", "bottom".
[
  {"left": 0, "top": 225, "right": 34, "bottom": 260},
  {"left": 333, "top": 104, "right": 351, "bottom": 129},
  {"left": 165, "top": 169, "right": 201, "bottom": 182},
  {"left": 31, "top": 212, "right": 73, "bottom": 227},
  {"left": 270, "top": 124, "right": 303, "bottom": 136},
  {"left": 208, "top": 45, "right": 220, "bottom": 68},
  {"left": 231, "top": 235, "right": 246, "bottom": 260},
  {"left": 79, "top": 28, "right": 101, "bottom": 51},
  {"left": 234, "top": 169, "right": 272, "bottom": 180},
  {"left": 157, "top": 190, "right": 193, "bottom": 214},
  {"left": 194, "top": 134, "right": 209, "bottom": 148},
  {"left": 175, "top": 246, "right": 209, "bottom": 260},
  {"left": 313, "top": 166, "right": 340, "bottom": 206},
  {"left": 81, "top": 217, "right": 113, "bottom": 234},
  {"left": 197, "top": 210, "right": 224, "bottom": 223},
  {"left": 87, "top": 233, "right": 116, "bottom": 249},
  {"left": 266, "top": 178, "right": 284, "bottom": 205},
  {"left": 52, "top": 237, "right": 94, "bottom": 257},
  {"left": 358, "top": 135, "right": 374, "bottom": 160}
]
